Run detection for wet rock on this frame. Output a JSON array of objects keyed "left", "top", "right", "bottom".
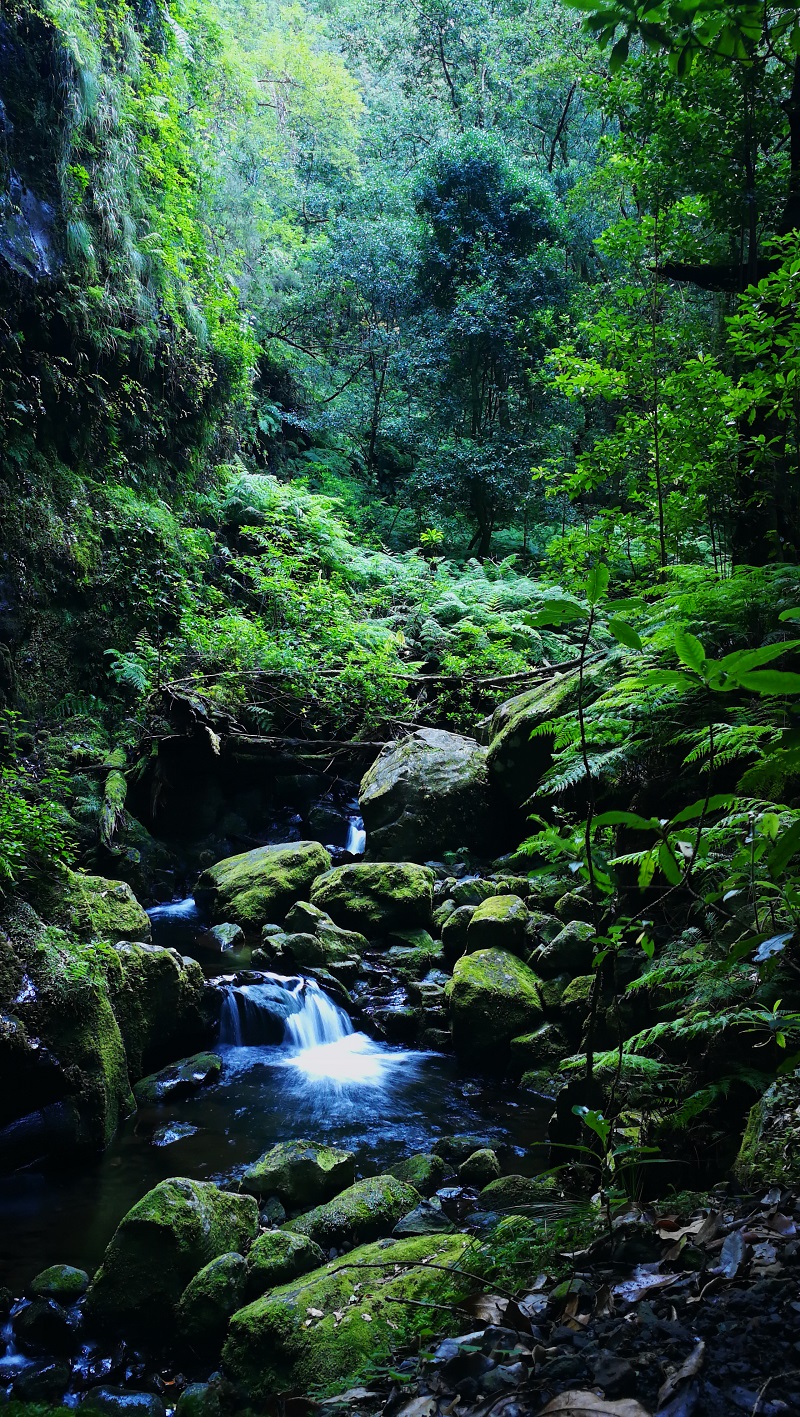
[
  {"left": 246, "top": 1230, "right": 326, "bottom": 1298},
  {"left": 12, "top": 1358, "right": 71, "bottom": 1402},
  {"left": 467, "top": 895, "right": 530, "bottom": 955},
  {"left": 559, "top": 973, "right": 595, "bottom": 1034},
  {"left": 359, "top": 728, "right": 491, "bottom": 861},
  {"left": 433, "top": 1134, "right": 491, "bottom": 1166},
  {"left": 478, "top": 1174, "right": 556, "bottom": 1211},
  {"left": 175, "top": 1383, "right": 222, "bottom": 1417},
  {"left": 286, "top": 1174, "right": 421, "bottom": 1249},
  {"left": 110, "top": 941, "right": 207, "bottom": 1079},
  {"left": 310, "top": 862, "right": 434, "bottom": 936},
  {"left": 30, "top": 1263, "right": 90, "bottom": 1301},
  {"left": 133, "top": 1053, "right": 222, "bottom": 1107},
  {"left": 15, "top": 1297, "right": 81, "bottom": 1354},
  {"left": 394, "top": 1198, "right": 456, "bottom": 1236},
  {"left": 372, "top": 1004, "right": 418, "bottom": 1043},
  {"left": 151, "top": 1121, "right": 199, "bottom": 1147},
  {"left": 84, "top": 1178, "right": 259, "bottom": 1332},
  {"left": 487, "top": 669, "right": 606, "bottom": 809},
  {"left": 451, "top": 878, "right": 497, "bottom": 908},
  {"left": 510, "top": 1023, "right": 568, "bottom": 1075},
  {"left": 419, "top": 1026, "right": 451, "bottom": 1051},
  {"left": 223, "top": 1233, "right": 473, "bottom": 1400},
  {"left": 284, "top": 901, "right": 330, "bottom": 933},
  {"left": 384, "top": 1152, "right": 450, "bottom": 1197},
  {"left": 533, "top": 920, "right": 596, "bottom": 978},
  {"left": 82, "top": 1387, "right": 167, "bottom": 1417},
  {"left": 176, "top": 1252, "right": 248, "bottom": 1351},
  {"left": 202, "top": 923, "right": 244, "bottom": 951},
  {"left": 241, "top": 1140, "right": 355, "bottom": 1209},
  {"left": 445, "top": 949, "right": 544, "bottom": 1071},
  {"left": 259, "top": 1196, "right": 287, "bottom": 1226},
  {"left": 195, "top": 842, "right": 332, "bottom": 929},
  {"left": 735, "top": 1068, "right": 800, "bottom": 1188},
  {"left": 458, "top": 1148, "right": 501, "bottom": 1187},
  {"left": 441, "top": 905, "right": 477, "bottom": 964}
]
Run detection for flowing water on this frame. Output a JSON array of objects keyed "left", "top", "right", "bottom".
[{"left": 0, "top": 905, "right": 548, "bottom": 1292}]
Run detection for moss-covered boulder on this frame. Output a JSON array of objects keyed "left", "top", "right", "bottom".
[
  {"left": 479, "top": 1174, "right": 555, "bottom": 1212},
  {"left": 467, "top": 895, "right": 529, "bottom": 955},
  {"left": 441, "top": 904, "right": 476, "bottom": 963},
  {"left": 384, "top": 936, "right": 446, "bottom": 981},
  {"left": 310, "top": 863, "right": 434, "bottom": 936},
  {"left": 559, "top": 973, "right": 594, "bottom": 1032},
  {"left": 84, "top": 1178, "right": 259, "bottom": 1331},
  {"left": 509, "top": 1023, "right": 568, "bottom": 1074},
  {"left": 458, "top": 1149, "right": 500, "bottom": 1187},
  {"left": 445, "top": 949, "right": 544, "bottom": 1070},
  {"left": 30, "top": 1265, "right": 89, "bottom": 1302},
  {"left": 554, "top": 891, "right": 593, "bottom": 925},
  {"left": 223, "top": 1233, "right": 474, "bottom": 1399},
  {"left": 175, "top": 1252, "right": 248, "bottom": 1351},
  {"left": 246, "top": 1230, "right": 326, "bottom": 1299},
  {"left": 109, "top": 941, "right": 207, "bottom": 1078},
  {"left": 359, "top": 728, "right": 491, "bottom": 861},
  {"left": 195, "top": 842, "right": 332, "bottom": 929},
  {"left": 384, "top": 1152, "right": 449, "bottom": 1197},
  {"left": 55, "top": 870, "right": 152, "bottom": 945},
  {"left": 133, "top": 1052, "right": 222, "bottom": 1107},
  {"left": 241, "top": 1140, "right": 355, "bottom": 1209},
  {"left": 487, "top": 668, "right": 602, "bottom": 810},
  {"left": 286, "top": 1175, "right": 420, "bottom": 1250},
  {"left": 433, "top": 1134, "right": 491, "bottom": 1165},
  {"left": 734, "top": 1070, "right": 800, "bottom": 1189},
  {"left": 534, "top": 920, "right": 596, "bottom": 979}
]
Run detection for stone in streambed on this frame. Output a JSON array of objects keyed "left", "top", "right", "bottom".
[
  {"left": 133, "top": 1052, "right": 222, "bottom": 1107},
  {"left": 445, "top": 949, "right": 544, "bottom": 1071},
  {"left": 533, "top": 920, "right": 596, "bottom": 978},
  {"left": 82, "top": 1388, "right": 167, "bottom": 1417},
  {"left": 285, "top": 1174, "right": 420, "bottom": 1250},
  {"left": 384, "top": 1152, "right": 449, "bottom": 1196},
  {"left": 394, "top": 1198, "right": 455, "bottom": 1236},
  {"left": 84, "top": 1178, "right": 258, "bottom": 1331},
  {"left": 202, "top": 922, "right": 245, "bottom": 951},
  {"left": 222, "top": 1232, "right": 473, "bottom": 1400},
  {"left": 310, "top": 862, "right": 433, "bottom": 936},
  {"left": 195, "top": 842, "right": 332, "bottom": 928},
  {"left": 441, "top": 904, "right": 476, "bottom": 963},
  {"left": 241, "top": 1139, "right": 355, "bottom": 1208},
  {"left": 15, "top": 1297, "right": 81, "bottom": 1354},
  {"left": 358, "top": 727, "right": 491, "bottom": 861},
  {"left": 30, "top": 1263, "right": 89, "bottom": 1301},
  {"left": 479, "top": 1174, "right": 557, "bottom": 1211},
  {"left": 432, "top": 1134, "right": 491, "bottom": 1166},
  {"left": 458, "top": 1149, "right": 500, "bottom": 1187},
  {"left": 509, "top": 1023, "right": 568, "bottom": 1074},
  {"left": 246, "top": 1230, "right": 326, "bottom": 1298},
  {"left": 12, "top": 1359, "right": 71, "bottom": 1403},
  {"left": 467, "top": 894, "right": 529, "bottom": 955},
  {"left": 175, "top": 1385, "right": 222, "bottom": 1417},
  {"left": 176, "top": 1252, "right": 248, "bottom": 1351}
]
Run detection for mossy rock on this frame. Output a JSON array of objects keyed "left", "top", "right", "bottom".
[
  {"left": 133, "top": 1052, "right": 222, "bottom": 1107},
  {"left": 195, "top": 842, "right": 332, "bottom": 929},
  {"left": 175, "top": 1251, "right": 248, "bottom": 1351},
  {"left": 384, "top": 1152, "right": 449, "bottom": 1196},
  {"left": 384, "top": 939, "right": 446, "bottom": 981},
  {"left": 30, "top": 1264, "right": 89, "bottom": 1301},
  {"left": 55, "top": 870, "right": 152, "bottom": 945},
  {"left": 359, "top": 728, "right": 491, "bottom": 861},
  {"left": 246, "top": 1230, "right": 326, "bottom": 1298},
  {"left": 84, "top": 1178, "right": 259, "bottom": 1332},
  {"left": 451, "top": 878, "right": 497, "bottom": 908},
  {"left": 534, "top": 921, "right": 596, "bottom": 979},
  {"left": 559, "top": 973, "right": 594, "bottom": 1026},
  {"left": 445, "top": 949, "right": 544, "bottom": 1071},
  {"left": 109, "top": 941, "right": 206, "bottom": 1079},
  {"left": 285, "top": 1175, "right": 421, "bottom": 1250},
  {"left": 458, "top": 1149, "right": 500, "bottom": 1187},
  {"left": 479, "top": 1174, "right": 556, "bottom": 1212},
  {"left": 284, "top": 901, "right": 330, "bottom": 933},
  {"left": 223, "top": 1233, "right": 474, "bottom": 1399},
  {"left": 467, "top": 894, "right": 530, "bottom": 955},
  {"left": 441, "top": 904, "right": 476, "bottom": 964},
  {"left": 487, "top": 668, "right": 607, "bottom": 809},
  {"left": 734, "top": 1069, "right": 800, "bottom": 1189},
  {"left": 241, "top": 1140, "right": 355, "bottom": 1209},
  {"left": 310, "top": 863, "right": 434, "bottom": 936},
  {"left": 432, "top": 1134, "right": 491, "bottom": 1165},
  {"left": 554, "top": 891, "right": 592, "bottom": 925},
  {"left": 509, "top": 1023, "right": 568, "bottom": 1074}
]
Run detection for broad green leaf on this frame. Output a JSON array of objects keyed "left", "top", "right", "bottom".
[
  {"left": 586, "top": 562, "right": 610, "bottom": 605},
  {"left": 608, "top": 617, "right": 643, "bottom": 650},
  {"left": 768, "top": 819, "right": 800, "bottom": 876},
  {"left": 609, "top": 33, "right": 630, "bottom": 70},
  {"left": 718, "top": 640, "right": 800, "bottom": 675},
  {"left": 779, "top": 607, "right": 800, "bottom": 621},
  {"left": 594, "top": 809, "right": 659, "bottom": 830},
  {"left": 737, "top": 670, "right": 800, "bottom": 695},
  {"left": 658, "top": 840, "right": 683, "bottom": 885},
  {"left": 674, "top": 629, "right": 706, "bottom": 673},
  {"left": 669, "top": 793, "right": 735, "bottom": 824}
]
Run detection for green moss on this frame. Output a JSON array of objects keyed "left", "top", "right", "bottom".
[
  {"left": 734, "top": 1070, "right": 800, "bottom": 1188},
  {"left": 109, "top": 942, "right": 206, "bottom": 1079},
  {"left": 223, "top": 1232, "right": 474, "bottom": 1399},
  {"left": 85, "top": 1178, "right": 259, "bottom": 1332},
  {"left": 241, "top": 1140, "right": 355, "bottom": 1208},
  {"left": 467, "top": 894, "right": 529, "bottom": 954},
  {"left": 246, "top": 1231, "right": 326, "bottom": 1298},
  {"left": 358, "top": 727, "right": 490, "bottom": 861},
  {"left": 133, "top": 1053, "right": 222, "bottom": 1107},
  {"left": 285, "top": 1175, "right": 421, "bottom": 1249},
  {"left": 55, "top": 871, "right": 151, "bottom": 945},
  {"left": 479, "top": 1174, "right": 557, "bottom": 1212},
  {"left": 30, "top": 1264, "right": 90, "bottom": 1301},
  {"left": 384, "top": 1152, "right": 449, "bottom": 1196},
  {"left": 176, "top": 1252, "right": 248, "bottom": 1351},
  {"left": 310, "top": 862, "right": 434, "bottom": 935},
  {"left": 195, "top": 842, "right": 332, "bottom": 929},
  {"left": 445, "top": 948, "right": 544, "bottom": 1070}
]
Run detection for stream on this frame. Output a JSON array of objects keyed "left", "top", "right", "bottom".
[{"left": 0, "top": 892, "right": 548, "bottom": 1293}]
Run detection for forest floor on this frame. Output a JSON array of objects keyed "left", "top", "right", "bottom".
[{"left": 310, "top": 1189, "right": 800, "bottom": 1417}]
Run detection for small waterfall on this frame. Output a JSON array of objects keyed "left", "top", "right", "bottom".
[
  {"left": 0, "top": 1313, "right": 32, "bottom": 1378},
  {"left": 219, "top": 974, "right": 352, "bottom": 1049},
  {"left": 345, "top": 817, "right": 367, "bottom": 855}
]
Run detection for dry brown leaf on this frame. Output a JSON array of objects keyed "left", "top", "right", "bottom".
[
  {"left": 539, "top": 1393, "right": 652, "bottom": 1416},
  {"left": 612, "top": 1265, "right": 677, "bottom": 1305},
  {"left": 657, "top": 1339, "right": 706, "bottom": 1406},
  {"left": 464, "top": 1293, "right": 508, "bottom": 1324}
]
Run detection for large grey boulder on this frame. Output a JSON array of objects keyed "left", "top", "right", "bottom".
[
  {"left": 194, "top": 842, "right": 332, "bottom": 928},
  {"left": 359, "top": 728, "right": 491, "bottom": 861}
]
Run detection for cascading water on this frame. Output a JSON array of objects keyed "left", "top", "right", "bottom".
[
  {"left": 219, "top": 972, "right": 402, "bottom": 1086},
  {"left": 345, "top": 817, "right": 367, "bottom": 855}
]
